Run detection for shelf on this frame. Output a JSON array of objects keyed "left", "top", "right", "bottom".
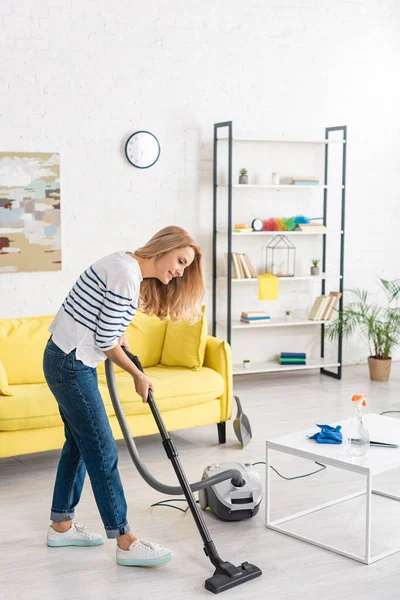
[
  {"left": 218, "top": 274, "right": 342, "bottom": 282},
  {"left": 217, "top": 137, "right": 346, "bottom": 145},
  {"left": 218, "top": 318, "right": 327, "bottom": 330},
  {"left": 217, "top": 184, "right": 345, "bottom": 189},
  {"left": 233, "top": 358, "right": 341, "bottom": 376},
  {"left": 217, "top": 229, "right": 343, "bottom": 236},
  {"left": 213, "top": 121, "right": 346, "bottom": 381}
]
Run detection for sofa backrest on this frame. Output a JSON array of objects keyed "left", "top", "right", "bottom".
[{"left": 0, "top": 307, "right": 207, "bottom": 385}]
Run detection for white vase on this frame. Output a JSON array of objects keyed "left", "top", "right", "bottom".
[{"left": 271, "top": 172, "right": 280, "bottom": 185}]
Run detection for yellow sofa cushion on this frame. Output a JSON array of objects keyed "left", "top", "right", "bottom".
[
  {"left": 0, "top": 365, "right": 224, "bottom": 431},
  {"left": 0, "top": 359, "right": 12, "bottom": 396},
  {"left": 0, "top": 382, "right": 109, "bottom": 431},
  {"left": 96, "top": 309, "right": 168, "bottom": 375},
  {"left": 98, "top": 365, "right": 224, "bottom": 416},
  {"left": 160, "top": 306, "right": 207, "bottom": 370},
  {"left": 0, "top": 315, "right": 54, "bottom": 385}
]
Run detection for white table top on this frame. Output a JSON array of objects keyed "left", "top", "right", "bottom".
[{"left": 266, "top": 413, "right": 400, "bottom": 475}]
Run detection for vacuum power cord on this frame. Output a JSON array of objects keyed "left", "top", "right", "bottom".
[
  {"left": 252, "top": 461, "right": 327, "bottom": 480},
  {"left": 151, "top": 460, "right": 327, "bottom": 512}
]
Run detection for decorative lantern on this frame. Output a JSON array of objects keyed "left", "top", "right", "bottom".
[{"left": 266, "top": 235, "right": 296, "bottom": 277}]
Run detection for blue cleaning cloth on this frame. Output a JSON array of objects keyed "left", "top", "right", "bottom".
[{"left": 308, "top": 424, "right": 342, "bottom": 444}]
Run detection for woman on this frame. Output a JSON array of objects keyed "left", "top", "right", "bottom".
[{"left": 43, "top": 226, "right": 205, "bottom": 567}]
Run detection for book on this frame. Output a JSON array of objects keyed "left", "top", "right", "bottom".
[
  {"left": 318, "top": 293, "right": 336, "bottom": 320},
  {"left": 292, "top": 176, "right": 320, "bottom": 182},
  {"left": 241, "top": 311, "right": 270, "bottom": 318},
  {"left": 280, "top": 352, "right": 306, "bottom": 358},
  {"left": 241, "top": 318, "right": 270, "bottom": 324},
  {"left": 232, "top": 253, "right": 242, "bottom": 279},
  {"left": 226, "top": 253, "right": 258, "bottom": 279},
  {"left": 239, "top": 254, "right": 252, "bottom": 279},
  {"left": 242, "top": 254, "right": 258, "bottom": 278},
  {"left": 323, "top": 291, "right": 342, "bottom": 320},
  {"left": 241, "top": 317, "right": 271, "bottom": 322},
  {"left": 280, "top": 359, "right": 306, "bottom": 365},
  {"left": 315, "top": 296, "right": 330, "bottom": 321},
  {"left": 233, "top": 228, "right": 253, "bottom": 233},
  {"left": 293, "top": 181, "right": 320, "bottom": 186},
  {"left": 308, "top": 296, "right": 326, "bottom": 320},
  {"left": 297, "top": 223, "right": 326, "bottom": 231}
]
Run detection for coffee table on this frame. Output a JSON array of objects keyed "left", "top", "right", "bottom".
[{"left": 265, "top": 413, "right": 400, "bottom": 564}]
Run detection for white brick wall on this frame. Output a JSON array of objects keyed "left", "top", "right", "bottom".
[{"left": 1, "top": 0, "right": 399, "bottom": 366}]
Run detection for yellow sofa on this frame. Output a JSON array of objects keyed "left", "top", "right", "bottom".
[{"left": 0, "top": 310, "right": 232, "bottom": 459}]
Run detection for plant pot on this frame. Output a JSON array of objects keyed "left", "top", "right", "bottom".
[
  {"left": 239, "top": 175, "right": 248, "bottom": 184},
  {"left": 368, "top": 356, "right": 392, "bottom": 381},
  {"left": 243, "top": 361, "right": 250, "bottom": 369},
  {"left": 285, "top": 313, "right": 291, "bottom": 322},
  {"left": 311, "top": 267, "right": 320, "bottom": 276}
]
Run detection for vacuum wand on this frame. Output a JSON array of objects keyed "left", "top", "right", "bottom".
[{"left": 121, "top": 348, "right": 262, "bottom": 594}]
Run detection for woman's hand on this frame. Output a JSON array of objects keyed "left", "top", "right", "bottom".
[
  {"left": 118, "top": 332, "right": 130, "bottom": 350},
  {"left": 133, "top": 372, "right": 154, "bottom": 403}
]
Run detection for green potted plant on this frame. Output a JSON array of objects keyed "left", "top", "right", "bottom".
[
  {"left": 326, "top": 277, "right": 400, "bottom": 381},
  {"left": 285, "top": 310, "right": 291, "bottom": 322},
  {"left": 239, "top": 168, "right": 248, "bottom": 184},
  {"left": 311, "top": 258, "right": 320, "bottom": 276},
  {"left": 242, "top": 359, "right": 251, "bottom": 369}
]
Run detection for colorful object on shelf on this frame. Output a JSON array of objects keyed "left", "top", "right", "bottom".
[
  {"left": 263, "top": 218, "right": 279, "bottom": 231},
  {"left": 293, "top": 215, "right": 310, "bottom": 224},
  {"left": 262, "top": 215, "right": 311, "bottom": 232},
  {"left": 307, "top": 424, "right": 343, "bottom": 444},
  {"left": 281, "top": 353, "right": 306, "bottom": 358},
  {"left": 274, "top": 218, "right": 286, "bottom": 231},
  {"left": 282, "top": 217, "right": 297, "bottom": 231},
  {"left": 257, "top": 273, "right": 279, "bottom": 301}
]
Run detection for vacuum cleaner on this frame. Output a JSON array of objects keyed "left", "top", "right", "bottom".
[{"left": 105, "top": 349, "right": 262, "bottom": 594}]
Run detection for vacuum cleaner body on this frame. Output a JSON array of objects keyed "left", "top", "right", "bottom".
[{"left": 199, "top": 462, "right": 262, "bottom": 521}]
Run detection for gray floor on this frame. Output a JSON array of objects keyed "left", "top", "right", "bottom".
[{"left": 1, "top": 364, "right": 400, "bottom": 600}]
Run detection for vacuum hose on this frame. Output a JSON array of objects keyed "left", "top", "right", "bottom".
[{"left": 105, "top": 352, "right": 245, "bottom": 495}]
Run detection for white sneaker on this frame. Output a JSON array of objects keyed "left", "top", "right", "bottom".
[
  {"left": 47, "top": 521, "right": 104, "bottom": 547},
  {"left": 116, "top": 539, "right": 173, "bottom": 567}
]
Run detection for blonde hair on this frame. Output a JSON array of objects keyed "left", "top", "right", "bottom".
[{"left": 134, "top": 226, "right": 205, "bottom": 323}]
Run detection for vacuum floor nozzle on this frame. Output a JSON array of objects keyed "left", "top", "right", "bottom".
[{"left": 205, "top": 561, "right": 262, "bottom": 594}]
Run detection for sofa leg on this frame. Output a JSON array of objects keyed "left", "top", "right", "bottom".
[{"left": 217, "top": 422, "right": 226, "bottom": 444}]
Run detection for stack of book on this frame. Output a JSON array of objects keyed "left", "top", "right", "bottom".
[
  {"left": 240, "top": 311, "right": 270, "bottom": 324},
  {"left": 291, "top": 177, "right": 320, "bottom": 186},
  {"left": 279, "top": 352, "right": 306, "bottom": 365},
  {"left": 309, "top": 291, "right": 342, "bottom": 321},
  {"left": 296, "top": 222, "right": 326, "bottom": 232},
  {"left": 228, "top": 253, "right": 258, "bottom": 279},
  {"left": 233, "top": 223, "right": 253, "bottom": 233}
]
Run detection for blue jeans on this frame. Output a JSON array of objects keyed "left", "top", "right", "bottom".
[{"left": 43, "top": 337, "right": 131, "bottom": 539}]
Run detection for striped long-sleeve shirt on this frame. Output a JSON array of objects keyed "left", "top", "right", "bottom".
[{"left": 49, "top": 251, "right": 142, "bottom": 367}]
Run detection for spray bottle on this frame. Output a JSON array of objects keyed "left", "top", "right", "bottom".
[{"left": 347, "top": 394, "right": 370, "bottom": 457}]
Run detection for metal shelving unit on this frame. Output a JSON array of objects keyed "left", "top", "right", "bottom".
[{"left": 212, "top": 121, "right": 347, "bottom": 379}]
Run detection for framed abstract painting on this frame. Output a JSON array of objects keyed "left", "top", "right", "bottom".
[{"left": 0, "top": 152, "right": 61, "bottom": 273}]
